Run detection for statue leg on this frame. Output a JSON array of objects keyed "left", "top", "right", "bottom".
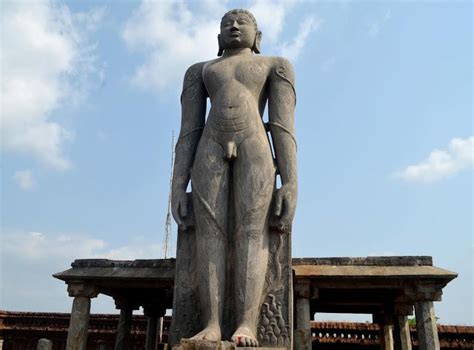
[
  {"left": 190, "top": 136, "right": 229, "bottom": 341},
  {"left": 231, "top": 135, "right": 275, "bottom": 347}
]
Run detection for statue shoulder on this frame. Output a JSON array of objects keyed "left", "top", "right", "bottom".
[
  {"left": 265, "top": 56, "right": 296, "bottom": 104},
  {"left": 183, "top": 62, "right": 206, "bottom": 83},
  {"left": 269, "top": 57, "right": 295, "bottom": 82},
  {"left": 182, "top": 61, "right": 213, "bottom": 96}
]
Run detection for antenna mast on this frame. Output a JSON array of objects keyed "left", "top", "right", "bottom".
[{"left": 162, "top": 131, "right": 175, "bottom": 259}]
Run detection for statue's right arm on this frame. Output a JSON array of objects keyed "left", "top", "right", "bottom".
[{"left": 171, "top": 62, "right": 207, "bottom": 226}]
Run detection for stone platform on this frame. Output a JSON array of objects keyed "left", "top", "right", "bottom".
[{"left": 173, "top": 338, "right": 285, "bottom": 349}]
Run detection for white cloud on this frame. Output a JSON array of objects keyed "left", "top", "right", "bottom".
[
  {"left": 280, "top": 16, "right": 321, "bottom": 62},
  {"left": 249, "top": 0, "right": 296, "bottom": 44},
  {"left": 122, "top": 0, "right": 317, "bottom": 93},
  {"left": 2, "top": 230, "right": 162, "bottom": 261},
  {"left": 368, "top": 9, "right": 391, "bottom": 38},
  {"left": 0, "top": 2, "right": 104, "bottom": 170},
  {"left": 395, "top": 137, "right": 474, "bottom": 183},
  {"left": 1, "top": 229, "right": 163, "bottom": 312},
  {"left": 122, "top": 0, "right": 227, "bottom": 92},
  {"left": 12, "top": 170, "right": 35, "bottom": 190}
]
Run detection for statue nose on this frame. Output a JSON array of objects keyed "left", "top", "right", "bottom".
[{"left": 230, "top": 20, "right": 240, "bottom": 30}]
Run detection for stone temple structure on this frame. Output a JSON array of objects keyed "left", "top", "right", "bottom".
[{"left": 54, "top": 256, "right": 456, "bottom": 350}]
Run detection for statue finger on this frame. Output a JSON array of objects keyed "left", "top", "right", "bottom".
[
  {"left": 173, "top": 204, "right": 183, "bottom": 226},
  {"left": 280, "top": 200, "right": 294, "bottom": 227}
]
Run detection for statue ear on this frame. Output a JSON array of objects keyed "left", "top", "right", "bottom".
[
  {"left": 252, "top": 31, "right": 262, "bottom": 54},
  {"left": 217, "top": 34, "right": 224, "bottom": 56}
]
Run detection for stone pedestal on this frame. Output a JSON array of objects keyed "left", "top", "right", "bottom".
[
  {"left": 415, "top": 301, "right": 440, "bottom": 350},
  {"left": 65, "top": 282, "right": 98, "bottom": 350},
  {"left": 173, "top": 339, "right": 287, "bottom": 349}
]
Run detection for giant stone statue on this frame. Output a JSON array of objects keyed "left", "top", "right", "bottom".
[{"left": 170, "top": 9, "right": 297, "bottom": 349}]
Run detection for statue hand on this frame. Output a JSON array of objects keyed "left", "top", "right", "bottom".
[
  {"left": 171, "top": 189, "right": 188, "bottom": 229},
  {"left": 274, "top": 183, "right": 297, "bottom": 232}
]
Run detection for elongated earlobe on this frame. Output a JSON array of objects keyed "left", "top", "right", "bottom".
[
  {"left": 252, "top": 31, "right": 262, "bottom": 54},
  {"left": 217, "top": 34, "right": 224, "bottom": 56}
]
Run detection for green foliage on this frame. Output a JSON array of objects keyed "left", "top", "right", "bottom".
[{"left": 407, "top": 316, "right": 440, "bottom": 326}]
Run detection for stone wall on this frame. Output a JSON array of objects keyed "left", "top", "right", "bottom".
[{"left": 310, "top": 321, "right": 474, "bottom": 349}]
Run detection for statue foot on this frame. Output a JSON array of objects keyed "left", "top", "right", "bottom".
[
  {"left": 190, "top": 324, "right": 221, "bottom": 342},
  {"left": 231, "top": 326, "right": 259, "bottom": 347}
]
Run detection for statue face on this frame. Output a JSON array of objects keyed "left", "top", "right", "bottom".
[{"left": 220, "top": 13, "right": 257, "bottom": 50}]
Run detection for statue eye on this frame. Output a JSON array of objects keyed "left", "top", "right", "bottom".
[{"left": 238, "top": 19, "right": 249, "bottom": 25}]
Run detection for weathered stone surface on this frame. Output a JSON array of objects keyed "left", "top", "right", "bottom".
[
  {"left": 173, "top": 339, "right": 236, "bottom": 350},
  {"left": 37, "top": 338, "right": 53, "bottom": 350},
  {"left": 294, "top": 280, "right": 311, "bottom": 350},
  {"left": 114, "top": 304, "right": 134, "bottom": 350},
  {"left": 169, "top": 8, "right": 297, "bottom": 348},
  {"left": 394, "top": 315, "right": 413, "bottom": 350},
  {"left": 380, "top": 322, "right": 395, "bottom": 350},
  {"left": 293, "top": 256, "right": 434, "bottom": 266},
  {"left": 65, "top": 296, "right": 91, "bottom": 350},
  {"left": 173, "top": 339, "right": 286, "bottom": 350},
  {"left": 293, "top": 265, "right": 457, "bottom": 279},
  {"left": 415, "top": 301, "right": 440, "bottom": 350},
  {"left": 145, "top": 314, "right": 159, "bottom": 350}
]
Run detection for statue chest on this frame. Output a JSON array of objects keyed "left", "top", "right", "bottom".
[{"left": 203, "top": 59, "right": 268, "bottom": 95}]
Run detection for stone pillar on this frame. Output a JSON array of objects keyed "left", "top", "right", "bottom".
[
  {"left": 114, "top": 300, "right": 138, "bottom": 350},
  {"left": 294, "top": 280, "right": 311, "bottom": 350},
  {"left": 393, "top": 315, "right": 413, "bottom": 350},
  {"left": 415, "top": 301, "right": 440, "bottom": 350},
  {"left": 381, "top": 315, "right": 395, "bottom": 350},
  {"left": 381, "top": 323, "right": 395, "bottom": 350},
  {"left": 144, "top": 305, "right": 166, "bottom": 350},
  {"left": 65, "top": 282, "right": 98, "bottom": 350},
  {"left": 37, "top": 338, "right": 53, "bottom": 350},
  {"left": 98, "top": 342, "right": 108, "bottom": 350},
  {"left": 374, "top": 313, "right": 394, "bottom": 350}
]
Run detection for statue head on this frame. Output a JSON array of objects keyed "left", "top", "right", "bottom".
[{"left": 218, "top": 9, "right": 262, "bottom": 56}]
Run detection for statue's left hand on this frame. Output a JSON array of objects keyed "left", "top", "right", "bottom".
[
  {"left": 172, "top": 189, "right": 188, "bottom": 229},
  {"left": 274, "top": 182, "right": 297, "bottom": 232}
]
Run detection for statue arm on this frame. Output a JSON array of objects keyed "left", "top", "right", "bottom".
[
  {"left": 172, "top": 62, "right": 207, "bottom": 226},
  {"left": 268, "top": 57, "right": 297, "bottom": 230}
]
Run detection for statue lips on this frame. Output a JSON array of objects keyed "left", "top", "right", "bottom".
[{"left": 229, "top": 31, "right": 241, "bottom": 40}]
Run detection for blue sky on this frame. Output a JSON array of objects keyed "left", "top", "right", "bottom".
[{"left": 1, "top": 0, "right": 472, "bottom": 324}]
